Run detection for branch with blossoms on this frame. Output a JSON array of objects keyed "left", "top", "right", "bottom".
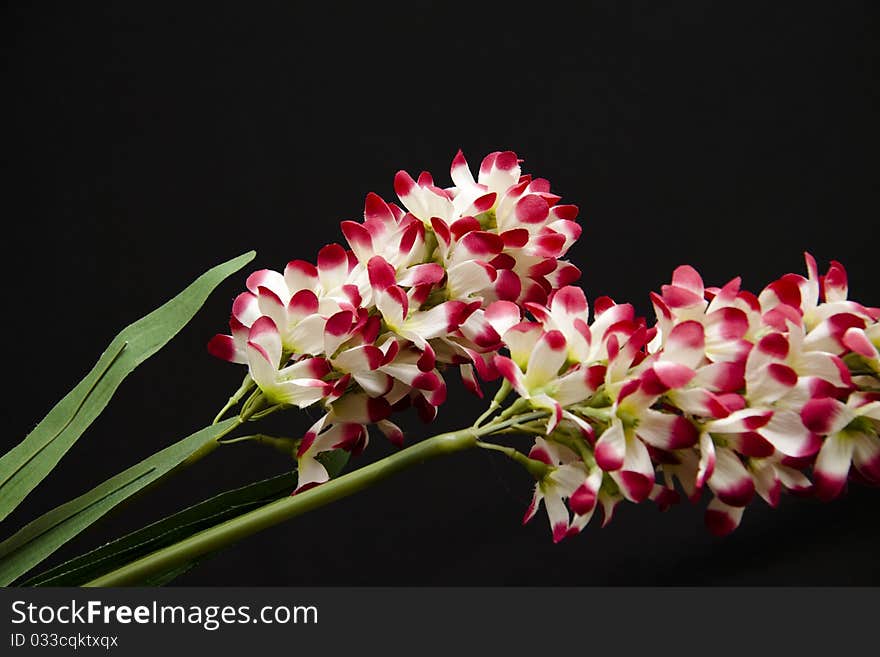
[{"left": 1, "top": 150, "right": 878, "bottom": 586}]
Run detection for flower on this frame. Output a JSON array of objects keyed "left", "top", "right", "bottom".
[
  {"left": 244, "top": 317, "right": 331, "bottom": 407},
  {"left": 209, "top": 150, "right": 878, "bottom": 543},
  {"left": 497, "top": 254, "right": 880, "bottom": 541},
  {"left": 209, "top": 149, "right": 584, "bottom": 492},
  {"left": 801, "top": 393, "right": 880, "bottom": 500},
  {"left": 523, "top": 438, "right": 604, "bottom": 542}
]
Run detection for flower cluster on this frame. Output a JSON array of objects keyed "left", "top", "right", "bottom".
[
  {"left": 497, "top": 255, "right": 880, "bottom": 541},
  {"left": 208, "top": 150, "right": 582, "bottom": 490},
  {"left": 208, "top": 150, "right": 878, "bottom": 544}
]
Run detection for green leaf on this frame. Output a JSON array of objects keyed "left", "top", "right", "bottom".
[
  {"left": 0, "top": 251, "right": 256, "bottom": 523},
  {"left": 0, "top": 418, "right": 239, "bottom": 586},
  {"left": 315, "top": 447, "right": 351, "bottom": 482},
  {"left": 22, "top": 471, "right": 297, "bottom": 586},
  {"left": 140, "top": 562, "right": 200, "bottom": 587},
  {"left": 22, "top": 449, "right": 350, "bottom": 587}
]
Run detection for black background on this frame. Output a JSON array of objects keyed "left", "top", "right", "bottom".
[{"left": 3, "top": 2, "right": 878, "bottom": 585}]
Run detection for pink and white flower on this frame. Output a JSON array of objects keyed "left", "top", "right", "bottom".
[
  {"left": 801, "top": 394, "right": 880, "bottom": 500},
  {"left": 244, "top": 317, "right": 331, "bottom": 407},
  {"left": 523, "top": 438, "right": 604, "bottom": 542},
  {"left": 494, "top": 327, "right": 603, "bottom": 433},
  {"left": 295, "top": 392, "right": 395, "bottom": 491},
  {"left": 209, "top": 151, "right": 880, "bottom": 546}
]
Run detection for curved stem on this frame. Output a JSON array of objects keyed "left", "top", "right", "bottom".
[
  {"left": 218, "top": 433, "right": 297, "bottom": 456},
  {"left": 85, "top": 427, "right": 479, "bottom": 587},
  {"left": 473, "top": 379, "right": 512, "bottom": 428},
  {"left": 84, "top": 410, "right": 549, "bottom": 587},
  {"left": 179, "top": 395, "right": 279, "bottom": 469},
  {"left": 476, "top": 440, "right": 550, "bottom": 478},
  {"left": 212, "top": 375, "right": 254, "bottom": 424},
  {"left": 497, "top": 398, "right": 530, "bottom": 422}
]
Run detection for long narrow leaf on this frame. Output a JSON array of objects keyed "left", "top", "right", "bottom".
[
  {"left": 0, "top": 417, "right": 239, "bottom": 585},
  {"left": 23, "top": 449, "right": 349, "bottom": 587},
  {"left": 24, "top": 472, "right": 297, "bottom": 586},
  {"left": 0, "top": 251, "right": 255, "bottom": 522}
]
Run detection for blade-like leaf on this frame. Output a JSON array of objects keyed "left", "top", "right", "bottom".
[
  {"left": 140, "top": 562, "right": 200, "bottom": 587},
  {"left": 0, "top": 251, "right": 256, "bottom": 522},
  {"left": 0, "top": 417, "right": 239, "bottom": 585},
  {"left": 23, "top": 450, "right": 350, "bottom": 587},
  {"left": 23, "top": 472, "right": 296, "bottom": 586},
  {"left": 315, "top": 448, "right": 350, "bottom": 483}
]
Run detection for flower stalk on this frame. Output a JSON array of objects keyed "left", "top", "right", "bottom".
[
  {"left": 8, "top": 149, "right": 879, "bottom": 588},
  {"left": 212, "top": 374, "right": 255, "bottom": 424},
  {"left": 84, "top": 411, "right": 546, "bottom": 587}
]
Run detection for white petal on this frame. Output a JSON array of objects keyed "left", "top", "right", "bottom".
[
  {"left": 814, "top": 433, "right": 855, "bottom": 500},
  {"left": 796, "top": 351, "right": 848, "bottom": 388},
  {"left": 288, "top": 314, "right": 327, "bottom": 356},
  {"left": 484, "top": 301, "right": 522, "bottom": 337},
  {"left": 446, "top": 260, "right": 494, "bottom": 299},
  {"left": 296, "top": 456, "right": 329, "bottom": 490},
  {"left": 542, "top": 487, "right": 571, "bottom": 543},
  {"left": 705, "top": 497, "right": 745, "bottom": 536},
  {"left": 503, "top": 323, "right": 543, "bottom": 369},
  {"left": 594, "top": 420, "right": 626, "bottom": 471},
  {"left": 551, "top": 366, "right": 597, "bottom": 406},
  {"left": 696, "top": 431, "right": 716, "bottom": 489},
  {"left": 760, "top": 409, "right": 819, "bottom": 457},
  {"left": 523, "top": 331, "right": 568, "bottom": 389},
  {"left": 707, "top": 447, "right": 754, "bottom": 506}
]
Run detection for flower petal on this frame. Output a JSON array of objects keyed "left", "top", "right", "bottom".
[
  {"left": 493, "top": 355, "right": 528, "bottom": 398},
  {"left": 332, "top": 393, "right": 391, "bottom": 424},
  {"left": 207, "top": 334, "right": 244, "bottom": 363},
  {"left": 747, "top": 363, "right": 798, "bottom": 405},
  {"left": 284, "top": 260, "right": 319, "bottom": 294},
  {"left": 595, "top": 420, "right": 626, "bottom": 471},
  {"left": 375, "top": 286, "right": 408, "bottom": 329},
  {"left": 852, "top": 432, "right": 880, "bottom": 483},
  {"left": 613, "top": 436, "right": 655, "bottom": 503},
  {"left": 696, "top": 431, "right": 716, "bottom": 490},
  {"left": 485, "top": 301, "right": 522, "bottom": 337},
  {"left": 707, "top": 447, "right": 754, "bottom": 506},
  {"left": 248, "top": 316, "right": 282, "bottom": 367},
  {"left": 377, "top": 419, "right": 405, "bottom": 448},
  {"left": 446, "top": 260, "right": 495, "bottom": 299},
  {"left": 705, "top": 497, "right": 745, "bottom": 536},
  {"left": 637, "top": 411, "right": 699, "bottom": 450},
  {"left": 813, "top": 433, "right": 855, "bottom": 501},
  {"left": 334, "top": 344, "right": 383, "bottom": 373},
  {"left": 246, "top": 269, "right": 289, "bottom": 300},
  {"left": 663, "top": 320, "right": 705, "bottom": 369},
  {"left": 760, "top": 408, "right": 821, "bottom": 457},
  {"left": 842, "top": 326, "right": 880, "bottom": 359},
  {"left": 523, "top": 330, "right": 567, "bottom": 389},
  {"left": 502, "top": 322, "right": 543, "bottom": 369},
  {"left": 801, "top": 397, "right": 856, "bottom": 435},
  {"left": 317, "top": 243, "right": 349, "bottom": 291}
]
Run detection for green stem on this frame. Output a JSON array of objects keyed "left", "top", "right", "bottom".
[
  {"left": 247, "top": 404, "right": 284, "bottom": 421},
  {"left": 476, "top": 441, "right": 550, "bottom": 479},
  {"left": 212, "top": 375, "right": 255, "bottom": 424},
  {"left": 497, "top": 397, "right": 530, "bottom": 422},
  {"left": 85, "top": 428, "right": 478, "bottom": 586},
  {"left": 178, "top": 392, "right": 275, "bottom": 470},
  {"left": 83, "top": 410, "right": 548, "bottom": 587},
  {"left": 573, "top": 406, "right": 612, "bottom": 422},
  {"left": 473, "top": 379, "right": 512, "bottom": 428},
  {"left": 218, "top": 433, "right": 298, "bottom": 456},
  {"left": 492, "top": 422, "right": 545, "bottom": 436}
]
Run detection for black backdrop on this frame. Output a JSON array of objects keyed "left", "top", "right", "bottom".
[{"left": 3, "top": 2, "right": 878, "bottom": 585}]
